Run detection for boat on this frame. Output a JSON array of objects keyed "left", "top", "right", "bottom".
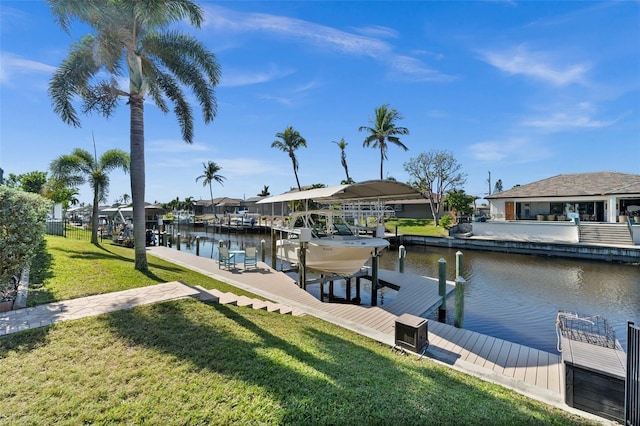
[
  {"left": 256, "top": 180, "right": 425, "bottom": 276},
  {"left": 274, "top": 210, "right": 389, "bottom": 276}
]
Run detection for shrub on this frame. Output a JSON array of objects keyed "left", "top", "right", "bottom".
[
  {"left": 0, "top": 186, "right": 51, "bottom": 300},
  {"left": 439, "top": 214, "right": 453, "bottom": 229}
]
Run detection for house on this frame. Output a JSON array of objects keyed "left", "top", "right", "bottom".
[
  {"left": 485, "top": 171, "right": 640, "bottom": 223},
  {"left": 472, "top": 172, "right": 640, "bottom": 246}
]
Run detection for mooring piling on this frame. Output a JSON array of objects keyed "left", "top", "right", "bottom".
[
  {"left": 438, "top": 258, "right": 447, "bottom": 322},
  {"left": 398, "top": 245, "right": 406, "bottom": 273}
]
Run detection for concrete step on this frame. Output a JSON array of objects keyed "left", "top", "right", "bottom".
[
  {"left": 193, "top": 286, "right": 304, "bottom": 316},
  {"left": 579, "top": 224, "right": 633, "bottom": 245}
]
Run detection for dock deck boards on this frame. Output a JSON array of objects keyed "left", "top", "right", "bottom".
[{"left": 147, "top": 246, "right": 564, "bottom": 400}]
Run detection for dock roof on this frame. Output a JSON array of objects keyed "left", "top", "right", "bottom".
[{"left": 257, "top": 180, "right": 425, "bottom": 204}]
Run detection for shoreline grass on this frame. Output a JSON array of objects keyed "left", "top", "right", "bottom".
[{"left": 0, "top": 236, "right": 596, "bottom": 424}]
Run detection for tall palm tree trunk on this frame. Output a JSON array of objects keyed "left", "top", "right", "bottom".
[
  {"left": 130, "top": 95, "right": 148, "bottom": 271},
  {"left": 379, "top": 148, "right": 384, "bottom": 179},
  {"left": 91, "top": 189, "right": 100, "bottom": 244}
]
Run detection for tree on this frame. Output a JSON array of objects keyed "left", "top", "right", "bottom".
[
  {"left": 257, "top": 185, "right": 270, "bottom": 197},
  {"left": 332, "top": 138, "right": 353, "bottom": 184},
  {"left": 443, "top": 189, "right": 475, "bottom": 225},
  {"left": 4, "top": 171, "right": 48, "bottom": 194},
  {"left": 494, "top": 179, "right": 503, "bottom": 194},
  {"left": 0, "top": 186, "right": 51, "bottom": 301},
  {"left": 271, "top": 126, "right": 307, "bottom": 191},
  {"left": 196, "top": 161, "right": 225, "bottom": 217},
  {"left": 50, "top": 148, "right": 129, "bottom": 244},
  {"left": 403, "top": 150, "right": 467, "bottom": 226},
  {"left": 48, "top": 0, "right": 221, "bottom": 271},
  {"left": 41, "top": 177, "right": 80, "bottom": 209},
  {"left": 359, "top": 104, "right": 409, "bottom": 179}
]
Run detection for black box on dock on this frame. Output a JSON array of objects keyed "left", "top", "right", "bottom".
[{"left": 395, "top": 313, "right": 428, "bottom": 353}]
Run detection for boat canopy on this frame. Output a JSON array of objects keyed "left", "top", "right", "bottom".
[{"left": 257, "top": 180, "right": 424, "bottom": 204}]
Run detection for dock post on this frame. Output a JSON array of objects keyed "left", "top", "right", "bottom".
[
  {"left": 298, "top": 241, "right": 307, "bottom": 289},
  {"left": 456, "top": 251, "right": 463, "bottom": 278},
  {"left": 176, "top": 233, "right": 181, "bottom": 251},
  {"left": 195, "top": 236, "right": 200, "bottom": 256},
  {"left": 371, "top": 248, "right": 379, "bottom": 307},
  {"left": 261, "top": 239, "right": 266, "bottom": 263},
  {"left": 438, "top": 258, "right": 447, "bottom": 322},
  {"left": 271, "top": 229, "right": 277, "bottom": 270},
  {"left": 454, "top": 276, "right": 466, "bottom": 328},
  {"left": 398, "top": 245, "right": 406, "bottom": 273},
  {"left": 219, "top": 239, "right": 224, "bottom": 247},
  {"left": 346, "top": 277, "right": 351, "bottom": 302}
]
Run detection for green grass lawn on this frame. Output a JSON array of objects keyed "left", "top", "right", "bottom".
[
  {"left": 0, "top": 236, "right": 595, "bottom": 425},
  {"left": 385, "top": 218, "right": 449, "bottom": 237}
]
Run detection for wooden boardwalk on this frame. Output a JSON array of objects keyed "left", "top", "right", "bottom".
[{"left": 148, "top": 246, "right": 564, "bottom": 405}]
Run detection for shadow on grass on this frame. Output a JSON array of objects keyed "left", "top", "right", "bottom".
[
  {"left": 26, "top": 239, "right": 55, "bottom": 307},
  {"left": 100, "top": 300, "right": 577, "bottom": 424}
]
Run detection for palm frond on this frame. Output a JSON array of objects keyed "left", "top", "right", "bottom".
[
  {"left": 142, "top": 31, "right": 220, "bottom": 123},
  {"left": 49, "top": 36, "right": 101, "bottom": 127}
]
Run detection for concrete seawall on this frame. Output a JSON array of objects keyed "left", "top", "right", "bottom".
[{"left": 393, "top": 235, "right": 640, "bottom": 263}]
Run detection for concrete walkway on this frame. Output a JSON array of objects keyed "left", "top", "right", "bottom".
[{"left": 0, "top": 281, "right": 200, "bottom": 336}]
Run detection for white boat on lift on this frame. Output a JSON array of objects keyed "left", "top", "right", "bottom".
[
  {"left": 257, "top": 180, "right": 425, "bottom": 277},
  {"left": 274, "top": 209, "right": 389, "bottom": 276}
]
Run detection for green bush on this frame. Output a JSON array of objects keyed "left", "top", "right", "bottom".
[
  {"left": 439, "top": 214, "right": 453, "bottom": 229},
  {"left": 0, "top": 186, "right": 51, "bottom": 300}
]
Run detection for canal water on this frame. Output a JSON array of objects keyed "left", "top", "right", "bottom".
[{"left": 167, "top": 229, "right": 639, "bottom": 354}]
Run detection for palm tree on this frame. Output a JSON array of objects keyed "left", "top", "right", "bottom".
[
  {"left": 359, "top": 104, "right": 409, "bottom": 179},
  {"left": 271, "top": 126, "right": 307, "bottom": 190},
  {"left": 332, "top": 138, "right": 353, "bottom": 184},
  {"left": 48, "top": 0, "right": 221, "bottom": 271},
  {"left": 50, "top": 148, "right": 129, "bottom": 244},
  {"left": 257, "top": 185, "right": 270, "bottom": 197},
  {"left": 121, "top": 193, "right": 130, "bottom": 205},
  {"left": 196, "top": 161, "right": 225, "bottom": 218}
]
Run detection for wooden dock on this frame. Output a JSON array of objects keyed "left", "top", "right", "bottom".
[{"left": 147, "top": 246, "right": 565, "bottom": 405}]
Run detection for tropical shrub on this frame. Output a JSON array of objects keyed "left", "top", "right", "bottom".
[
  {"left": 439, "top": 214, "right": 453, "bottom": 230},
  {"left": 0, "top": 186, "right": 51, "bottom": 300}
]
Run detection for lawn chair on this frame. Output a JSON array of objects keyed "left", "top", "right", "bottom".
[
  {"left": 218, "top": 246, "right": 235, "bottom": 270},
  {"left": 244, "top": 247, "right": 258, "bottom": 270}
]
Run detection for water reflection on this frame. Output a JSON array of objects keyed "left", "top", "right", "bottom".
[{"left": 168, "top": 231, "right": 639, "bottom": 353}]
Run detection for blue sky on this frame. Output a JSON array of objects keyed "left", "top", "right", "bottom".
[{"left": 1, "top": 1, "right": 639, "bottom": 206}]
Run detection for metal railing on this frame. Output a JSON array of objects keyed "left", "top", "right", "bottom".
[{"left": 45, "top": 219, "right": 92, "bottom": 241}]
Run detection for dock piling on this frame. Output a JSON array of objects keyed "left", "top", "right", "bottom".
[
  {"left": 261, "top": 239, "right": 266, "bottom": 262},
  {"left": 399, "top": 245, "right": 406, "bottom": 273},
  {"left": 454, "top": 276, "right": 466, "bottom": 328},
  {"left": 438, "top": 258, "right": 447, "bottom": 322},
  {"left": 176, "top": 233, "right": 181, "bottom": 251},
  {"left": 195, "top": 236, "right": 200, "bottom": 256},
  {"left": 456, "top": 251, "right": 463, "bottom": 278}
]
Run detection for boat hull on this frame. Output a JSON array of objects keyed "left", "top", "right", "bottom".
[{"left": 276, "top": 237, "right": 389, "bottom": 276}]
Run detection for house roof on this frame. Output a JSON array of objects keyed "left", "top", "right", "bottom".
[
  {"left": 486, "top": 171, "right": 640, "bottom": 199},
  {"left": 257, "top": 180, "right": 424, "bottom": 204}
]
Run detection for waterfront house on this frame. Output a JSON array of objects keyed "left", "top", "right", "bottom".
[
  {"left": 485, "top": 171, "right": 640, "bottom": 223},
  {"left": 472, "top": 172, "right": 640, "bottom": 246}
]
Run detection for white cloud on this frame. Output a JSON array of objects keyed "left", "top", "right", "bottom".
[
  {"left": 0, "top": 52, "right": 56, "bottom": 85},
  {"left": 480, "top": 45, "right": 589, "bottom": 86},
  {"left": 352, "top": 25, "right": 399, "bottom": 39},
  {"left": 389, "top": 56, "right": 456, "bottom": 82},
  {"left": 469, "top": 138, "right": 550, "bottom": 163},
  {"left": 202, "top": 4, "right": 452, "bottom": 83},
  {"left": 523, "top": 113, "right": 615, "bottom": 131},
  {"left": 147, "top": 139, "right": 210, "bottom": 153},
  {"left": 522, "top": 102, "right": 616, "bottom": 131},
  {"left": 220, "top": 64, "right": 295, "bottom": 87}
]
